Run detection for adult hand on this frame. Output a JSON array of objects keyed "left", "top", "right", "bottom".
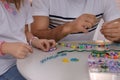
[
  {"left": 101, "top": 18, "right": 120, "bottom": 42},
  {"left": 2, "top": 42, "right": 33, "bottom": 59},
  {"left": 66, "top": 14, "right": 97, "bottom": 34}
]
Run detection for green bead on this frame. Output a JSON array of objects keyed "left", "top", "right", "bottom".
[{"left": 79, "top": 45, "right": 84, "bottom": 49}]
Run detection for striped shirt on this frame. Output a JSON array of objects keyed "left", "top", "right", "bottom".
[{"left": 32, "top": 0, "right": 120, "bottom": 41}]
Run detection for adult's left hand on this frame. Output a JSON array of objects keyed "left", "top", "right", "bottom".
[{"left": 101, "top": 18, "right": 120, "bottom": 42}]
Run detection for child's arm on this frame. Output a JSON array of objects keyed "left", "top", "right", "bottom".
[{"left": 25, "top": 25, "right": 56, "bottom": 51}]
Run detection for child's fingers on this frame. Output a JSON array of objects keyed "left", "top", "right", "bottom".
[
  {"left": 39, "top": 44, "right": 46, "bottom": 51},
  {"left": 40, "top": 41, "right": 50, "bottom": 51},
  {"left": 44, "top": 41, "right": 50, "bottom": 51},
  {"left": 48, "top": 39, "right": 56, "bottom": 47},
  {"left": 24, "top": 44, "right": 33, "bottom": 53}
]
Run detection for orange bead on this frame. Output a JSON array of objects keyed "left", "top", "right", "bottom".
[{"left": 113, "top": 56, "right": 118, "bottom": 59}]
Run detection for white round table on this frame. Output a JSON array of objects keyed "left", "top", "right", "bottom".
[
  {"left": 17, "top": 46, "right": 90, "bottom": 80},
  {"left": 17, "top": 41, "right": 120, "bottom": 80}
]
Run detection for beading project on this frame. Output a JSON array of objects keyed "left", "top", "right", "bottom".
[
  {"left": 40, "top": 41, "right": 120, "bottom": 73},
  {"left": 57, "top": 41, "right": 120, "bottom": 73}
]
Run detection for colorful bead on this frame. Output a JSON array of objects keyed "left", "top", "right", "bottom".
[
  {"left": 49, "top": 47, "right": 57, "bottom": 52},
  {"left": 62, "top": 58, "right": 69, "bottom": 63},
  {"left": 61, "top": 43, "right": 65, "bottom": 46},
  {"left": 71, "top": 45, "right": 76, "bottom": 49},
  {"left": 79, "top": 45, "right": 84, "bottom": 49},
  {"left": 70, "top": 58, "right": 79, "bottom": 62},
  {"left": 66, "top": 43, "right": 71, "bottom": 47}
]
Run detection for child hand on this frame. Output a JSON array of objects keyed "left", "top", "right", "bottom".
[
  {"left": 31, "top": 38, "right": 56, "bottom": 51},
  {"left": 1, "top": 42, "right": 33, "bottom": 59}
]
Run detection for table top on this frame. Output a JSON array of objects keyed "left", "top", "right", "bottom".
[{"left": 17, "top": 41, "right": 120, "bottom": 80}]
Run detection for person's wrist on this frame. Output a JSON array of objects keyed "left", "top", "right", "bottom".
[
  {"left": 0, "top": 41, "right": 6, "bottom": 56},
  {"left": 29, "top": 36, "right": 39, "bottom": 46},
  {"left": 63, "top": 22, "right": 73, "bottom": 34}
]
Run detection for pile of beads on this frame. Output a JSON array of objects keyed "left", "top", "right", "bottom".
[
  {"left": 89, "top": 50, "right": 120, "bottom": 59},
  {"left": 88, "top": 51, "right": 120, "bottom": 73},
  {"left": 88, "top": 59, "right": 120, "bottom": 73}
]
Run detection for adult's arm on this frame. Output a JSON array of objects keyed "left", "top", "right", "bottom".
[
  {"left": 31, "top": 16, "right": 72, "bottom": 42},
  {"left": 31, "top": 14, "right": 96, "bottom": 42}
]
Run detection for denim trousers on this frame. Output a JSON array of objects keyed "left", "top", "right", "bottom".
[{"left": 0, "top": 65, "right": 26, "bottom": 80}]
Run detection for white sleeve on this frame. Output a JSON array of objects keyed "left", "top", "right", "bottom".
[
  {"left": 24, "top": 0, "right": 33, "bottom": 24},
  {"left": 32, "top": 0, "right": 49, "bottom": 16},
  {"left": 0, "top": 3, "right": 4, "bottom": 24},
  {"left": 0, "top": 4, "right": 2, "bottom": 19},
  {"left": 103, "top": 0, "right": 120, "bottom": 22},
  {"left": 0, "top": 5, "right": 2, "bottom": 19}
]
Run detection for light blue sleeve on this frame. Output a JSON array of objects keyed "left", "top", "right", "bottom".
[
  {"left": 32, "top": 0, "right": 50, "bottom": 16},
  {"left": 103, "top": 0, "right": 120, "bottom": 22}
]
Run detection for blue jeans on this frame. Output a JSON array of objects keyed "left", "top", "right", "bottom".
[{"left": 0, "top": 65, "right": 26, "bottom": 80}]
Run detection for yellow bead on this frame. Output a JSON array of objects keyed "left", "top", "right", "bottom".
[
  {"left": 71, "top": 45, "right": 76, "bottom": 49},
  {"left": 62, "top": 58, "right": 69, "bottom": 63},
  {"left": 97, "top": 54, "right": 100, "bottom": 57},
  {"left": 61, "top": 43, "right": 65, "bottom": 46},
  {"left": 118, "top": 52, "right": 120, "bottom": 57}
]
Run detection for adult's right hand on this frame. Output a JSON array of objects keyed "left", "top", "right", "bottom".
[
  {"left": 1, "top": 42, "right": 33, "bottom": 59},
  {"left": 66, "top": 14, "right": 97, "bottom": 34}
]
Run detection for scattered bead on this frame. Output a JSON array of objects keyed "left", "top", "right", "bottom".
[
  {"left": 62, "top": 58, "right": 69, "bottom": 63},
  {"left": 70, "top": 58, "right": 79, "bottom": 62}
]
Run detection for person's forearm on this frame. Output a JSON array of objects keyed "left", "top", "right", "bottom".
[{"left": 32, "top": 23, "right": 72, "bottom": 42}]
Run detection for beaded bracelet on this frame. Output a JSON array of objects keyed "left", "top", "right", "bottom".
[
  {"left": 0, "top": 41, "right": 5, "bottom": 56},
  {"left": 29, "top": 36, "right": 39, "bottom": 46}
]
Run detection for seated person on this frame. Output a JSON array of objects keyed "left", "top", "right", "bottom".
[
  {"left": 31, "top": 0, "right": 120, "bottom": 42},
  {"left": 0, "top": 0, "right": 56, "bottom": 80}
]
